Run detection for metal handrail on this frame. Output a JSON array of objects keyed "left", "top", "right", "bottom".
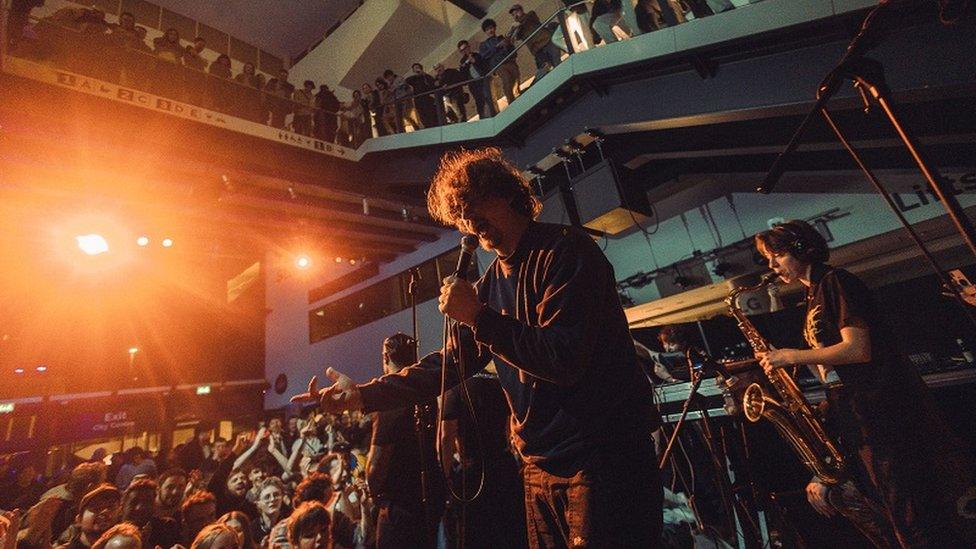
[{"left": 373, "top": 0, "right": 593, "bottom": 113}]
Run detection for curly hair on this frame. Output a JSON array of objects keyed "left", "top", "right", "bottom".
[
  {"left": 294, "top": 472, "right": 334, "bottom": 505},
  {"left": 427, "top": 148, "right": 541, "bottom": 228}
]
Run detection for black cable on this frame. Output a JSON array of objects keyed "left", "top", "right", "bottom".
[{"left": 436, "top": 317, "right": 486, "bottom": 504}]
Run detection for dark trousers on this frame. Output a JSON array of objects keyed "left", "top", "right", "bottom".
[
  {"left": 375, "top": 501, "right": 438, "bottom": 549},
  {"left": 470, "top": 80, "right": 496, "bottom": 119},
  {"left": 827, "top": 388, "right": 976, "bottom": 547},
  {"left": 523, "top": 438, "right": 663, "bottom": 548}
]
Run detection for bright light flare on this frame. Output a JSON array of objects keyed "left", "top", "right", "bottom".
[
  {"left": 161, "top": 238, "right": 174, "bottom": 248},
  {"left": 36, "top": 365, "right": 47, "bottom": 372},
  {"left": 128, "top": 347, "right": 139, "bottom": 354},
  {"left": 295, "top": 255, "right": 312, "bottom": 270},
  {"left": 136, "top": 236, "right": 150, "bottom": 247},
  {"left": 76, "top": 234, "right": 109, "bottom": 255}
]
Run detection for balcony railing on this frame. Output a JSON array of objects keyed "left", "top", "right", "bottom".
[{"left": 3, "top": 0, "right": 867, "bottom": 158}]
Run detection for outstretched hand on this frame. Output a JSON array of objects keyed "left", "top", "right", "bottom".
[{"left": 291, "top": 367, "right": 363, "bottom": 414}]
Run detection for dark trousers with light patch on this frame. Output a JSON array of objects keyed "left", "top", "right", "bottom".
[{"left": 523, "top": 437, "right": 663, "bottom": 548}]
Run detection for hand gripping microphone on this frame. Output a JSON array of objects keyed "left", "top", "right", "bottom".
[{"left": 454, "top": 234, "right": 479, "bottom": 280}]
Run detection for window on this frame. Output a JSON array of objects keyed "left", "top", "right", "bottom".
[{"left": 309, "top": 248, "right": 479, "bottom": 343}]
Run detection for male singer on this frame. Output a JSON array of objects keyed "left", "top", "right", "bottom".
[{"left": 293, "top": 147, "right": 663, "bottom": 547}]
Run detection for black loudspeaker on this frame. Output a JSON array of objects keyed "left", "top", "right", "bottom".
[{"left": 569, "top": 159, "right": 651, "bottom": 235}]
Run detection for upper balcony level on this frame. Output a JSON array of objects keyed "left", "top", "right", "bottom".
[{"left": 2, "top": 0, "right": 896, "bottom": 164}]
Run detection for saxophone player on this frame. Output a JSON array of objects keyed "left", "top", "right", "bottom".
[{"left": 753, "top": 220, "right": 975, "bottom": 547}]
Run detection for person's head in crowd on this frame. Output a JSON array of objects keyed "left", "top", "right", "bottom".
[
  {"left": 121, "top": 478, "right": 157, "bottom": 526},
  {"left": 286, "top": 502, "right": 332, "bottom": 549},
  {"left": 247, "top": 464, "right": 265, "bottom": 487},
  {"left": 411, "top": 63, "right": 425, "bottom": 76},
  {"left": 216, "top": 54, "right": 231, "bottom": 69},
  {"left": 217, "top": 512, "right": 253, "bottom": 549},
  {"left": 755, "top": 220, "right": 830, "bottom": 284},
  {"left": 427, "top": 147, "right": 541, "bottom": 254},
  {"left": 287, "top": 416, "right": 300, "bottom": 434},
  {"left": 383, "top": 333, "right": 417, "bottom": 374},
  {"left": 316, "top": 453, "right": 347, "bottom": 488},
  {"left": 374, "top": 78, "right": 387, "bottom": 91},
  {"left": 256, "top": 477, "right": 287, "bottom": 521},
  {"left": 76, "top": 484, "right": 123, "bottom": 546},
  {"left": 382, "top": 69, "right": 396, "bottom": 83},
  {"left": 457, "top": 39, "right": 471, "bottom": 57},
  {"left": 658, "top": 324, "right": 694, "bottom": 353},
  {"left": 197, "top": 428, "right": 211, "bottom": 446},
  {"left": 226, "top": 468, "right": 249, "bottom": 498},
  {"left": 118, "top": 11, "right": 135, "bottom": 31},
  {"left": 90, "top": 522, "right": 141, "bottom": 549},
  {"left": 213, "top": 437, "right": 231, "bottom": 461},
  {"left": 156, "top": 468, "right": 188, "bottom": 512},
  {"left": 481, "top": 18, "right": 498, "bottom": 36},
  {"left": 352, "top": 89, "right": 363, "bottom": 102},
  {"left": 191, "top": 523, "right": 240, "bottom": 549},
  {"left": 135, "top": 26, "right": 147, "bottom": 41},
  {"left": 193, "top": 36, "right": 206, "bottom": 53},
  {"left": 360, "top": 83, "right": 372, "bottom": 95},
  {"left": 509, "top": 4, "right": 526, "bottom": 22},
  {"left": 269, "top": 417, "right": 283, "bottom": 435},
  {"left": 181, "top": 490, "right": 217, "bottom": 543},
  {"left": 277, "top": 70, "right": 289, "bottom": 84},
  {"left": 90, "top": 447, "right": 108, "bottom": 463},
  {"left": 433, "top": 63, "right": 445, "bottom": 77},
  {"left": 293, "top": 473, "right": 333, "bottom": 505},
  {"left": 304, "top": 80, "right": 315, "bottom": 93},
  {"left": 243, "top": 62, "right": 255, "bottom": 76},
  {"left": 68, "top": 461, "right": 109, "bottom": 500},
  {"left": 164, "top": 27, "right": 179, "bottom": 45}
]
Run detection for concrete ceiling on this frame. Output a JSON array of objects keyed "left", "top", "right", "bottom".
[{"left": 151, "top": 0, "right": 362, "bottom": 59}]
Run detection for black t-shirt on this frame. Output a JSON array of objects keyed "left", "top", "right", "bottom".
[
  {"left": 804, "top": 264, "right": 926, "bottom": 447},
  {"left": 369, "top": 403, "right": 444, "bottom": 512},
  {"left": 443, "top": 373, "right": 513, "bottom": 461}
]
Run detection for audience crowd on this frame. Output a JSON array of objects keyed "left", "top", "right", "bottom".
[
  {"left": 0, "top": 412, "right": 376, "bottom": 549},
  {"left": 7, "top": 0, "right": 739, "bottom": 148}
]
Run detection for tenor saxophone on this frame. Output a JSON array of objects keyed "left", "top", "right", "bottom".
[{"left": 726, "top": 273, "right": 847, "bottom": 485}]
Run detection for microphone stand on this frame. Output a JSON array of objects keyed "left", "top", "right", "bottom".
[
  {"left": 658, "top": 351, "right": 763, "bottom": 546},
  {"left": 408, "top": 267, "right": 435, "bottom": 548},
  {"left": 759, "top": 2, "right": 976, "bottom": 325}
]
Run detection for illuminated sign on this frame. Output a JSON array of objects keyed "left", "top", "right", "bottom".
[{"left": 196, "top": 385, "right": 212, "bottom": 395}]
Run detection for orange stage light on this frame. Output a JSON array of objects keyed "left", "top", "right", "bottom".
[{"left": 295, "top": 255, "right": 312, "bottom": 269}]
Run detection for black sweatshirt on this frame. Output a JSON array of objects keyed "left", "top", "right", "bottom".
[{"left": 359, "top": 222, "right": 658, "bottom": 476}]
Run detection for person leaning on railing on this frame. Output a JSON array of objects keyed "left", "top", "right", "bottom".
[
  {"left": 433, "top": 63, "right": 468, "bottom": 123},
  {"left": 479, "top": 18, "right": 520, "bottom": 107},
  {"left": 315, "top": 84, "right": 341, "bottom": 143},
  {"left": 508, "top": 4, "right": 562, "bottom": 78},
  {"left": 234, "top": 62, "right": 267, "bottom": 124}
]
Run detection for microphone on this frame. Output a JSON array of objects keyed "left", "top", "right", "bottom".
[
  {"left": 454, "top": 234, "right": 479, "bottom": 280},
  {"left": 686, "top": 348, "right": 734, "bottom": 380}
]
